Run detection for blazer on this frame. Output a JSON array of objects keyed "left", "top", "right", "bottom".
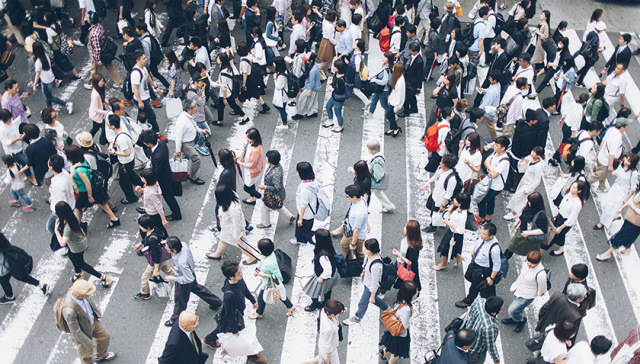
[
  {"left": 605, "top": 45, "right": 632, "bottom": 73},
  {"left": 61, "top": 289, "right": 102, "bottom": 350},
  {"left": 158, "top": 320, "right": 208, "bottom": 364},
  {"left": 208, "top": 3, "right": 225, "bottom": 39},
  {"left": 436, "top": 331, "right": 469, "bottom": 364},
  {"left": 533, "top": 108, "right": 550, "bottom": 149},
  {"left": 490, "top": 51, "right": 510, "bottom": 75},
  {"left": 151, "top": 140, "right": 174, "bottom": 187},
  {"left": 536, "top": 292, "right": 584, "bottom": 332},
  {"left": 404, "top": 54, "right": 425, "bottom": 91}
]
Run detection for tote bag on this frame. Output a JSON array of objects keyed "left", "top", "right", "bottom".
[{"left": 217, "top": 323, "right": 264, "bottom": 356}]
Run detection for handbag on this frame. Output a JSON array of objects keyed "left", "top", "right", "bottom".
[
  {"left": 170, "top": 157, "right": 189, "bottom": 181},
  {"left": 262, "top": 190, "right": 283, "bottom": 209},
  {"left": 342, "top": 206, "right": 353, "bottom": 238},
  {"left": 496, "top": 92, "right": 520, "bottom": 125},
  {"left": 396, "top": 261, "right": 415, "bottom": 281},
  {"left": 263, "top": 277, "right": 286, "bottom": 304},
  {"left": 463, "top": 174, "right": 485, "bottom": 195},
  {"left": 431, "top": 212, "right": 446, "bottom": 227},
  {"left": 214, "top": 302, "right": 246, "bottom": 332},
  {"left": 541, "top": 38, "right": 557, "bottom": 57},
  {"left": 171, "top": 179, "right": 183, "bottom": 197},
  {"left": 333, "top": 78, "right": 352, "bottom": 102},
  {"left": 527, "top": 210, "right": 549, "bottom": 243},
  {"left": 517, "top": 159, "right": 529, "bottom": 174},
  {"left": 471, "top": 175, "right": 491, "bottom": 204},
  {"left": 0, "top": 49, "right": 15, "bottom": 68},
  {"left": 341, "top": 252, "right": 364, "bottom": 278},
  {"left": 217, "top": 324, "right": 263, "bottom": 357},
  {"left": 444, "top": 311, "right": 469, "bottom": 333},
  {"left": 526, "top": 327, "right": 553, "bottom": 352},
  {"left": 465, "top": 211, "right": 479, "bottom": 231},
  {"left": 380, "top": 304, "right": 408, "bottom": 336}
]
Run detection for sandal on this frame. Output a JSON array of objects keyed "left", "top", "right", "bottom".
[
  {"left": 71, "top": 272, "right": 84, "bottom": 283},
  {"left": 107, "top": 219, "right": 121, "bottom": 229},
  {"left": 206, "top": 253, "right": 222, "bottom": 260},
  {"left": 286, "top": 307, "right": 297, "bottom": 317},
  {"left": 101, "top": 276, "right": 113, "bottom": 288},
  {"left": 595, "top": 253, "right": 611, "bottom": 261},
  {"left": 249, "top": 313, "right": 263, "bottom": 319}
]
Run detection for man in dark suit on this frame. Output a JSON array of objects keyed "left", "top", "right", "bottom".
[
  {"left": 436, "top": 329, "right": 475, "bottom": 363},
  {"left": 532, "top": 97, "right": 555, "bottom": 151},
  {"left": 161, "top": 0, "right": 186, "bottom": 47},
  {"left": 159, "top": 310, "right": 208, "bottom": 364},
  {"left": 140, "top": 130, "right": 182, "bottom": 220},
  {"left": 602, "top": 33, "right": 632, "bottom": 76},
  {"left": 474, "top": 38, "right": 510, "bottom": 107},
  {"left": 400, "top": 42, "right": 424, "bottom": 118},
  {"left": 536, "top": 284, "right": 586, "bottom": 334},
  {"left": 243, "top": 0, "right": 261, "bottom": 43},
  {"left": 207, "top": 0, "right": 227, "bottom": 45}
]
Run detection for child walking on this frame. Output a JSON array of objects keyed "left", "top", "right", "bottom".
[{"left": 2, "top": 155, "right": 35, "bottom": 212}]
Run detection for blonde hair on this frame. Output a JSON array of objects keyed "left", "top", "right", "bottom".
[{"left": 366, "top": 139, "right": 381, "bottom": 154}]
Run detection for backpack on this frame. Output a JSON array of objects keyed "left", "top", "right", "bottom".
[
  {"left": 77, "top": 164, "right": 109, "bottom": 199},
  {"left": 444, "top": 170, "right": 463, "bottom": 202},
  {"left": 378, "top": 28, "right": 391, "bottom": 52},
  {"left": 285, "top": 71, "right": 300, "bottom": 98},
  {"left": 305, "top": 184, "right": 331, "bottom": 221},
  {"left": 424, "top": 122, "right": 450, "bottom": 152},
  {"left": 576, "top": 173, "right": 591, "bottom": 201},
  {"left": 596, "top": 100, "right": 610, "bottom": 122},
  {"left": 122, "top": 68, "right": 143, "bottom": 100},
  {"left": 493, "top": 13, "right": 505, "bottom": 34},
  {"left": 274, "top": 249, "right": 292, "bottom": 284},
  {"left": 53, "top": 297, "right": 83, "bottom": 333},
  {"left": 370, "top": 257, "right": 397, "bottom": 292},
  {"left": 221, "top": 71, "right": 242, "bottom": 98},
  {"left": 4, "top": 245, "right": 33, "bottom": 277},
  {"left": 93, "top": 0, "right": 107, "bottom": 19},
  {"left": 85, "top": 150, "right": 113, "bottom": 180},
  {"left": 487, "top": 242, "right": 509, "bottom": 284},
  {"left": 99, "top": 37, "right": 118, "bottom": 64},
  {"left": 36, "top": 37, "right": 54, "bottom": 60},
  {"left": 462, "top": 19, "right": 484, "bottom": 47},
  {"left": 241, "top": 58, "right": 266, "bottom": 95},
  {"left": 535, "top": 268, "right": 552, "bottom": 291},
  {"left": 445, "top": 122, "right": 475, "bottom": 156},
  {"left": 143, "top": 34, "right": 164, "bottom": 66}
]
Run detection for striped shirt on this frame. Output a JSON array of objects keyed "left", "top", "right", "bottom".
[{"left": 466, "top": 297, "right": 500, "bottom": 362}]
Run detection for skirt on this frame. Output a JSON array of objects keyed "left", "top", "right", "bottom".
[
  {"left": 303, "top": 273, "right": 337, "bottom": 299},
  {"left": 507, "top": 228, "right": 541, "bottom": 256},
  {"left": 610, "top": 220, "right": 640, "bottom": 249},
  {"left": 317, "top": 38, "right": 336, "bottom": 62},
  {"left": 380, "top": 329, "right": 411, "bottom": 358}
]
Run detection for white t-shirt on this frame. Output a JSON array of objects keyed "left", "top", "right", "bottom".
[
  {"left": 78, "top": 0, "right": 96, "bottom": 22},
  {"left": 540, "top": 332, "right": 568, "bottom": 363},
  {"left": 35, "top": 58, "right": 55, "bottom": 84},
  {"left": 0, "top": 121, "right": 22, "bottom": 154},
  {"left": 598, "top": 127, "right": 623, "bottom": 166},
  {"left": 44, "top": 121, "right": 66, "bottom": 149},
  {"left": 431, "top": 168, "right": 456, "bottom": 207},
  {"left": 131, "top": 66, "right": 150, "bottom": 101},
  {"left": 562, "top": 101, "right": 583, "bottom": 132},
  {"left": 565, "top": 341, "right": 596, "bottom": 364},
  {"left": 488, "top": 152, "right": 510, "bottom": 191},
  {"left": 114, "top": 132, "right": 135, "bottom": 164},
  {"left": 456, "top": 147, "right": 482, "bottom": 182},
  {"left": 575, "top": 130, "right": 595, "bottom": 165}
]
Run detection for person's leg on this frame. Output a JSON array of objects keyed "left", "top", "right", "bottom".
[
  {"left": 15, "top": 189, "right": 33, "bottom": 207},
  {"left": 353, "top": 88, "right": 369, "bottom": 105},
  {"left": 118, "top": 162, "right": 139, "bottom": 202},
  {"left": 142, "top": 99, "right": 159, "bottom": 132},
  {"left": 339, "top": 235, "right": 352, "bottom": 259},
  {"left": 89, "top": 121, "right": 103, "bottom": 137},
  {"left": 373, "top": 292, "right": 390, "bottom": 311},
  {"left": 587, "top": 162, "right": 608, "bottom": 190},
  {"left": 9, "top": 189, "right": 19, "bottom": 204},
  {"left": 149, "top": 63, "right": 170, "bottom": 88},
  {"left": 535, "top": 67, "right": 555, "bottom": 95},
  {"left": 91, "top": 320, "right": 112, "bottom": 359},
  {"left": 243, "top": 184, "right": 262, "bottom": 199},
  {"left": 41, "top": 81, "right": 54, "bottom": 107},
  {"left": 463, "top": 265, "right": 484, "bottom": 304},
  {"left": 485, "top": 189, "right": 501, "bottom": 220},
  {"left": 228, "top": 96, "right": 247, "bottom": 118},
  {"left": 181, "top": 142, "right": 201, "bottom": 180},
  {"left": 171, "top": 281, "right": 193, "bottom": 321},
  {"left": 76, "top": 341, "right": 94, "bottom": 364},
  {"left": 508, "top": 296, "right": 534, "bottom": 322},
  {"left": 140, "top": 264, "right": 154, "bottom": 295},
  {"left": 67, "top": 251, "right": 84, "bottom": 274},
  {"left": 78, "top": 252, "right": 103, "bottom": 279},
  {"left": 158, "top": 180, "right": 181, "bottom": 218},
  {"left": 256, "top": 289, "right": 266, "bottom": 315},
  {"left": 334, "top": 100, "right": 344, "bottom": 127},
  {"left": 260, "top": 202, "right": 271, "bottom": 226},
  {"left": 355, "top": 286, "right": 372, "bottom": 319},
  {"left": 275, "top": 105, "right": 287, "bottom": 125},
  {"left": 0, "top": 274, "right": 13, "bottom": 298},
  {"left": 191, "top": 279, "right": 222, "bottom": 308},
  {"left": 386, "top": 107, "right": 398, "bottom": 130},
  {"left": 3, "top": 14, "right": 24, "bottom": 45},
  {"left": 277, "top": 206, "right": 294, "bottom": 219},
  {"left": 325, "top": 97, "right": 335, "bottom": 122},
  {"left": 104, "top": 63, "right": 123, "bottom": 84},
  {"left": 368, "top": 92, "right": 380, "bottom": 115},
  {"left": 161, "top": 16, "right": 177, "bottom": 46}
]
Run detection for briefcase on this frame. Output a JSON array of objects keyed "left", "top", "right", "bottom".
[{"left": 171, "top": 179, "right": 183, "bottom": 197}]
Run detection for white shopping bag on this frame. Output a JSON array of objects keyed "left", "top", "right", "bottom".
[
  {"left": 165, "top": 98, "right": 182, "bottom": 120},
  {"left": 218, "top": 323, "right": 264, "bottom": 357},
  {"left": 117, "top": 19, "right": 128, "bottom": 34},
  {"left": 170, "top": 157, "right": 189, "bottom": 181},
  {"left": 149, "top": 277, "right": 170, "bottom": 297}
]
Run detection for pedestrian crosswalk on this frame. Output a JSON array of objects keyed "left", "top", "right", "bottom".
[{"left": 5, "top": 23, "right": 640, "bottom": 364}]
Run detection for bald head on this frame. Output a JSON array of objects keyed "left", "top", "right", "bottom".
[{"left": 179, "top": 310, "right": 198, "bottom": 332}]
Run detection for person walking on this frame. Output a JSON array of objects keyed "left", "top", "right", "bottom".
[
  {"left": 464, "top": 296, "right": 503, "bottom": 364},
  {"left": 132, "top": 214, "right": 174, "bottom": 301},
  {"left": 186, "top": 75, "right": 212, "bottom": 156},
  {"left": 331, "top": 184, "right": 369, "bottom": 258},
  {"left": 32, "top": 42, "right": 72, "bottom": 112},
  {"left": 379, "top": 281, "right": 419, "bottom": 363},
  {"left": 213, "top": 52, "right": 251, "bottom": 126},
  {"left": 502, "top": 251, "right": 548, "bottom": 333},
  {"left": 271, "top": 56, "right": 289, "bottom": 130},
  {"left": 174, "top": 99, "right": 206, "bottom": 185},
  {"left": 303, "top": 229, "right": 338, "bottom": 311},
  {"left": 366, "top": 139, "right": 396, "bottom": 212},
  {"left": 532, "top": 320, "right": 577, "bottom": 364},
  {"left": 588, "top": 117, "right": 630, "bottom": 191},
  {"left": 257, "top": 150, "right": 295, "bottom": 228},
  {"left": 2, "top": 155, "right": 35, "bottom": 212},
  {"left": 535, "top": 284, "right": 587, "bottom": 336},
  {"left": 323, "top": 60, "right": 349, "bottom": 133},
  {"left": 84, "top": 12, "right": 123, "bottom": 89},
  {"left": 293, "top": 53, "right": 321, "bottom": 120},
  {"left": 542, "top": 181, "right": 587, "bottom": 256},
  {"left": 158, "top": 310, "right": 209, "bottom": 364},
  {"left": 305, "top": 299, "right": 346, "bottom": 364},
  {"left": 594, "top": 153, "right": 639, "bottom": 231},
  {"left": 0, "top": 232, "right": 50, "bottom": 304},
  {"left": 363, "top": 52, "right": 393, "bottom": 120},
  {"left": 504, "top": 192, "right": 548, "bottom": 259},
  {"left": 292, "top": 162, "right": 318, "bottom": 245},
  {"left": 106, "top": 115, "right": 144, "bottom": 204},
  {"left": 130, "top": 50, "right": 160, "bottom": 133},
  {"left": 477, "top": 137, "right": 510, "bottom": 225},
  {"left": 393, "top": 220, "right": 423, "bottom": 289},
  {"left": 435, "top": 193, "right": 470, "bottom": 270},
  {"left": 164, "top": 237, "right": 222, "bottom": 327},
  {"left": 59, "top": 280, "right": 117, "bottom": 364},
  {"left": 20, "top": 124, "right": 57, "bottom": 187},
  {"left": 237, "top": 128, "right": 264, "bottom": 205},
  {"left": 88, "top": 74, "right": 110, "bottom": 140},
  {"left": 385, "top": 62, "right": 405, "bottom": 137},
  {"left": 504, "top": 147, "right": 545, "bottom": 219},
  {"left": 530, "top": 10, "right": 550, "bottom": 69},
  {"left": 596, "top": 184, "right": 640, "bottom": 261},
  {"left": 134, "top": 169, "right": 169, "bottom": 237}
]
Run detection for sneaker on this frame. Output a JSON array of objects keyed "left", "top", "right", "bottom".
[
  {"left": 322, "top": 120, "right": 334, "bottom": 128},
  {"left": 289, "top": 238, "right": 301, "bottom": 245},
  {"left": 362, "top": 112, "right": 370, "bottom": 119},
  {"left": 503, "top": 213, "right": 517, "bottom": 221},
  {"left": 498, "top": 3, "right": 506, "bottom": 10},
  {"left": 55, "top": 79, "right": 62, "bottom": 88},
  {"left": 41, "top": 284, "right": 50, "bottom": 296},
  {"left": 150, "top": 99, "right": 162, "bottom": 108},
  {"left": 194, "top": 145, "right": 210, "bottom": 156},
  {"left": 377, "top": 293, "right": 385, "bottom": 299},
  {"left": 291, "top": 114, "right": 304, "bottom": 120},
  {"left": 23, "top": 205, "right": 35, "bottom": 212},
  {"left": 73, "top": 40, "right": 85, "bottom": 47},
  {"left": 133, "top": 292, "right": 151, "bottom": 301},
  {"left": 83, "top": 83, "right": 92, "bottom": 90},
  {"left": 501, "top": 317, "right": 517, "bottom": 325},
  {"left": 0, "top": 296, "right": 16, "bottom": 304},
  {"left": 9, "top": 200, "right": 20, "bottom": 207},
  {"left": 343, "top": 316, "right": 361, "bottom": 326},
  {"left": 112, "top": 83, "right": 123, "bottom": 89},
  {"left": 95, "top": 352, "right": 117, "bottom": 361},
  {"left": 56, "top": 247, "right": 69, "bottom": 257},
  {"left": 66, "top": 102, "right": 73, "bottom": 115},
  {"left": 275, "top": 124, "right": 288, "bottom": 130},
  {"left": 256, "top": 224, "right": 271, "bottom": 229}
]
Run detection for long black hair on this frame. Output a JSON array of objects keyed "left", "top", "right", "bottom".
[
  {"left": 217, "top": 52, "right": 233, "bottom": 72},
  {"left": 215, "top": 184, "right": 239, "bottom": 212},
  {"left": 32, "top": 42, "right": 50, "bottom": 71},
  {"left": 55, "top": 201, "right": 85, "bottom": 236},
  {"left": 303, "top": 53, "right": 317, "bottom": 80},
  {"left": 395, "top": 281, "right": 418, "bottom": 307}
]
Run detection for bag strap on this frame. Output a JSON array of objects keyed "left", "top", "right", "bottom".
[
  {"left": 487, "top": 241, "right": 501, "bottom": 270},
  {"left": 530, "top": 210, "right": 545, "bottom": 230}
]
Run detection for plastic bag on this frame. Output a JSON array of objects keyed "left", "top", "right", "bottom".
[
  {"left": 217, "top": 323, "right": 264, "bottom": 357},
  {"left": 165, "top": 98, "right": 182, "bottom": 120},
  {"left": 149, "top": 276, "right": 170, "bottom": 297}
]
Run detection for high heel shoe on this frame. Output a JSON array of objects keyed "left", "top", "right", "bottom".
[
  {"left": 392, "top": 127, "right": 403, "bottom": 137},
  {"left": 384, "top": 130, "right": 394, "bottom": 135}
]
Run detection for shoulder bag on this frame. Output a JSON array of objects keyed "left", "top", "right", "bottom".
[
  {"left": 263, "top": 277, "right": 287, "bottom": 304},
  {"left": 380, "top": 304, "right": 408, "bottom": 336},
  {"left": 496, "top": 91, "right": 520, "bottom": 125},
  {"left": 526, "top": 210, "right": 549, "bottom": 243}
]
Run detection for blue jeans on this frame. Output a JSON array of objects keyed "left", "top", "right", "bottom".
[
  {"left": 477, "top": 188, "right": 502, "bottom": 218},
  {"left": 46, "top": 212, "right": 57, "bottom": 235},
  {"left": 10, "top": 188, "right": 31, "bottom": 207},
  {"left": 369, "top": 90, "right": 390, "bottom": 114},
  {"left": 41, "top": 81, "right": 66, "bottom": 108},
  {"left": 256, "top": 288, "right": 293, "bottom": 315},
  {"left": 508, "top": 296, "right": 534, "bottom": 322},
  {"left": 137, "top": 99, "right": 159, "bottom": 132},
  {"left": 325, "top": 97, "right": 345, "bottom": 126},
  {"left": 12, "top": 152, "right": 31, "bottom": 177},
  {"left": 274, "top": 105, "right": 287, "bottom": 126},
  {"left": 355, "top": 286, "right": 389, "bottom": 320},
  {"left": 385, "top": 107, "right": 398, "bottom": 130},
  {"left": 194, "top": 121, "right": 211, "bottom": 147}
]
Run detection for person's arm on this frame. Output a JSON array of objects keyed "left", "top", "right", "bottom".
[
  {"left": 486, "top": 325, "right": 501, "bottom": 364},
  {"left": 62, "top": 308, "right": 94, "bottom": 349},
  {"left": 77, "top": 170, "right": 95, "bottom": 203},
  {"left": 367, "top": 262, "right": 382, "bottom": 302},
  {"left": 54, "top": 220, "right": 70, "bottom": 247}
]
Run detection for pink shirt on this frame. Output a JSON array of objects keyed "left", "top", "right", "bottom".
[
  {"left": 89, "top": 89, "right": 108, "bottom": 123},
  {"left": 143, "top": 184, "right": 164, "bottom": 216}
]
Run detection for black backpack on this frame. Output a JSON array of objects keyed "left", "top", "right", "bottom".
[
  {"left": 122, "top": 68, "right": 143, "bottom": 100},
  {"left": 99, "top": 37, "right": 118, "bottom": 64},
  {"left": 221, "top": 71, "right": 242, "bottom": 98},
  {"left": 274, "top": 249, "right": 292, "bottom": 284},
  {"left": 536, "top": 268, "right": 552, "bottom": 291},
  {"left": 487, "top": 242, "right": 509, "bottom": 284},
  {"left": 143, "top": 33, "right": 164, "bottom": 66},
  {"left": 85, "top": 150, "right": 113, "bottom": 180},
  {"left": 241, "top": 58, "right": 266, "bottom": 95},
  {"left": 4, "top": 245, "right": 33, "bottom": 278},
  {"left": 596, "top": 100, "right": 610, "bottom": 123},
  {"left": 93, "top": 0, "right": 107, "bottom": 19},
  {"left": 285, "top": 71, "right": 300, "bottom": 98},
  {"left": 444, "top": 122, "right": 475, "bottom": 156},
  {"left": 444, "top": 169, "right": 463, "bottom": 202},
  {"left": 78, "top": 164, "right": 109, "bottom": 200},
  {"left": 462, "top": 19, "right": 484, "bottom": 47},
  {"left": 370, "top": 257, "right": 397, "bottom": 292}
]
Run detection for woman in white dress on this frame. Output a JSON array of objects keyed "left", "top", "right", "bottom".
[
  {"left": 538, "top": 320, "right": 577, "bottom": 364},
  {"left": 505, "top": 146, "right": 545, "bottom": 220},
  {"left": 306, "top": 299, "right": 346, "bottom": 364},
  {"left": 594, "top": 153, "right": 639, "bottom": 230},
  {"left": 455, "top": 132, "right": 482, "bottom": 183}
]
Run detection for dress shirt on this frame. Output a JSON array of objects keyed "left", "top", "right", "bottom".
[
  {"left": 194, "top": 47, "right": 211, "bottom": 73},
  {"left": 562, "top": 100, "right": 583, "bottom": 132},
  {"left": 558, "top": 195, "right": 582, "bottom": 227},
  {"left": 50, "top": 171, "right": 75, "bottom": 212},
  {"left": 288, "top": 24, "right": 307, "bottom": 54},
  {"left": 469, "top": 19, "right": 486, "bottom": 52},
  {"left": 501, "top": 84, "right": 523, "bottom": 126},
  {"left": 336, "top": 29, "right": 353, "bottom": 55},
  {"left": 472, "top": 236, "right": 501, "bottom": 272},
  {"left": 605, "top": 72, "right": 627, "bottom": 99},
  {"left": 480, "top": 82, "right": 501, "bottom": 116},
  {"left": 72, "top": 297, "right": 94, "bottom": 325},
  {"left": 467, "top": 297, "right": 500, "bottom": 363},
  {"left": 172, "top": 243, "right": 196, "bottom": 284},
  {"left": 175, "top": 112, "right": 198, "bottom": 152},
  {"left": 431, "top": 167, "right": 455, "bottom": 207},
  {"left": 565, "top": 341, "right": 596, "bottom": 364}
]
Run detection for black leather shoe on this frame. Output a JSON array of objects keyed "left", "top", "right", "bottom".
[
  {"left": 135, "top": 207, "right": 146, "bottom": 214},
  {"left": 501, "top": 317, "right": 517, "bottom": 325},
  {"left": 166, "top": 215, "right": 181, "bottom": 221},
  {"left": 164, "top": 319, "right": 175, "bottom": 327},
  {"left": 514, "top": 317, "right": 527, "bottom": 333},
  {"left": 188, "top": 177, "right": 206, "bottom": 185}
]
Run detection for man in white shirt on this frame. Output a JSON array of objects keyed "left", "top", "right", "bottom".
[
  {"left": 565, "top": 336, "right": 612, "bottom": 364},
  {"left": 513, "top": 53, "right": 534, "bottom": 89},
  {"left": 602, "top": 63, "right": 627, "bottom": 126},
  {"left": 131, "top": 51, "right": 161, "bottom": 133},
  {"left": 47, "top": 154, "right": 75, "bottom": 254},
  {"left": 0, "top": 109, "right": 35, "bottom": 185},
  {"left": 348, "top": 14, "right": 362, "bottom": 42},
  {"left": 422, "top": 154, "right": 458, "bottom": 233},
  {"left": 575, "top": 122, "right": 603, "bottom": 169},
  {"left": 478, "top": 136, "right": 510, "bottom": 224},
  {"left": 500, "top": 77, "right": 528, "bottom": 138},
  {"left": 175, "top": 99, "right": 206, "bottom": 185},
  {"left": 288, "top": 13, "right": 306, "bottom": 55},
  {"left": 389, "top": 18, "right": 403, "bottom": 54},
  {"left": 335, "top": 184, "right": 368, "bottom": 258},
  {"left": 588, "top": 117, "right": 631, "bottom": 191},
  {"left": 107, "top": 114, "right": 144, "bottom": 204},
  {"left": 75, "top": 0, "right": 96, "bottom": 46},
  {"left": 188, "top": 36, "right": 211, "bottom": 74}
]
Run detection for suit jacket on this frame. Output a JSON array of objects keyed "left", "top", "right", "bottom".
[
  {"left": 490, "top": 51, "right": 510, "bottom": 75},
  {"left": 533, "top": 108, "right": 550, "bottom": 149},
  {"left": 404, "top": 54, "right": 425, "bottom": 91},
  {"left": 151, "top": 140, "right": 174, "bottom": 188},
  {"left": 61, "top": 289, "right": 102, "bottom": 350},
  {"left": 536, "top": 292, "right": 583, "bottom": 332},
  {"left": 208, "top": 3, "right": 225, "bottom": 39},
  {"left": 436, "top": 331, "right": 469, "bottom": 364},
  {"left": 605, "top": 45, "right": 632, "bottom": 73},
  {"left": 158, "top": 321, "right": 208, "bottom": 364}
]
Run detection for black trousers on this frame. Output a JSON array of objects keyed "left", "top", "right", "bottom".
[
  {"left": 171, "top": 278, "right": 222, "bottom": 321},
  {"left": 158, "top": 178, "right": 182, "bottom": 219},
  {"left": 544, "top": 214, "right": 570, "bottom": 248},
  {"left": 0, "top": 272, "right": 39, "bottom": 297},
  {"left": 217, "top": 96, "right": 245, "bottom": 121},
  {"left": 68, "top": 251, "right": 102, "bottom": 279},
  {"left": 243, "top": 183, "right": 262, "bottom": 199},
  {"left": 403, "top": 87, "right": 418, "bottom": 114},
  {"left": 118, "top": 160, "right": 144, "bottom": 202},
  {"left": 463, "top": 262, "right": 495, "bottom": 304},
  {"left": 161, "top": 16, "right": 186, "bottom": 47},
  {"left": 148, "top": 62, "right": 170, "bottom": 88},
  {"left": 79, "top": 23, "right": 91, "bottom": 44},
  {"left": 294, "top": 216, "right": 315, "bottom": 244}
]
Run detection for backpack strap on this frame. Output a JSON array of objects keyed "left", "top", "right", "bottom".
[{"left": 487, "top": 241, "right": 501, "bottom": 270}]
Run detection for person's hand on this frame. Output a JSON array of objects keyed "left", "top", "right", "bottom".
[
  {"left": 347, "top": 166, "right": 354, "bottom": 173},
  {"left": 88, "top": 195, "right": 95, "bottom": 204},
  {"left": 96, "top": 60, "right": 102, "bottom": 65},
  {"left": 133, "top": 242, "right": 142, "bottom": 251},
  {"left": 175, "top": 152, "right": 182, "bottom": 157},
  {"left": 349, "top": 244, "right": 356, "bottom": 251},
  {"left": 253, "top": 302, "right": 259, "bottom": 310},
  {"left": 234, "top": 332, "right": 240, "bottom": 336},
  {"left": 307, "top": 90, "right": 312, "bottom": 97},
  {"left": 17, "top": 168, "right": 23, "bottom": 176},
  {"left": 556, "top": 225, "right": 564, "bottom": 234},
  {"left": 165, "top": 275, "right": 174, "bottom": 282},
  {"left": 20, "top": 92, "right": 28, "bottom": 99},
  {"left": 119, "top": 15, "right": 123, "bottom": 20},
  {"left": 317, "top": 276, "right": 324, "bottom": 283},
  {"left": 170, "top": 90, "right": 174, "bottom": 98},
  {"left": 161, "top": 26, "right": 166, "bottom": 31},
  {"left": 135, "top": 186, "right": 143, "bottom": 193},
  {"left": 392, "top": 248, "right": 400, "bottom": 257},
  {"left": 138, "top": 101, "right": 144, "bottom": 108},
  {"left": 81, "top": 20, "right": 85, "bottom": 26},
  {"left": 612, "top": 170, "right": 618, "bottom": 177},
  {"left": 522, "top": 189, "right": 527, "bottom": 195},
  {"left": 259, "top": 185, "right": 266, "bottom": 190},
  {"left": 223, "top": 98, "right": 228, "bottom": 106},
  {"left": 521, "top": 231, "right": 529, "bottom": 238},
  {"left": 394, "top": 107, "right": 399, "bottom": 114},
  {"left": 512, "top": 222, "right": 519, "bottom": 229},
  {"left": 152, "top": 271, "right": 160, "bottom": 277},
  {"left": 297, "top": 217, "right": 303, "bottom": 226},
  {"left": 421, "top": 183, "right": 429, "bottom": 191},
  {"left": 253, "top": 270, "right": 259, "bottom": 277},
  {"left": 32, "top": 84, "right": 36, "bottom": 92},
  {"left": 214, "top": 37, "right": 219, "bottom": 43},
  {"left": 444, "top": 218, "right": 450, "bottom": 224},
  {"left": 608, "top": 165, "right": 615, "bottom": 173},
  {"left": 369, "top": 296, "right": 376, "bottom": 303},
  {"left": 617, "top": 208, "right": 623, "bottom": 215},
  {"left": 55, "top": 219, "right": 60, "bottom": 229},
  {"left": 162, "top": 218, "right": 168, "bottom": 227},
  {"left": 439, "top": 206, "right": 446, "bottom": 212},
  {"left": 486, "top": 277, "right": 494, "bottom": 286}
]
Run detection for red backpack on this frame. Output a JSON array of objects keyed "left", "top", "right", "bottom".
[
  {"left": 379, "top": 28, "right": 391, "bottom": 52},
  {"left": 424, "top": 122, "right": 450, "bottom": 152}
]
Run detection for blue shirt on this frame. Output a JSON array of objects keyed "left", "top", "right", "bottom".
[
  {"left": 472, "top": 237, "right": 501, "bottom": 272},
  {"left": 172, "top": 243, "right": 196, "bottom": 284},
  {"left": 336, "top": 30, "right": 353, "bottom": 55},
  {"left": 72, "top": 297, "right": 94, "bottom": 325},
  {"left": 346, "top": 199, "right": 368, "bottom": 240},
  {"left": 304, "top": 64, "right": 322, "bottom": 91},
  {"left": 480, "top": 83, "right": 501, "bottom": 109},
  {"left": 469, "top": 19, "right": 487, "bottom": 52}
]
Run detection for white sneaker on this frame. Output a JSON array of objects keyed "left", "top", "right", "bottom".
[
  {"left": 83, "top": 83, "right": 92, "bottom": 90},
  {"left": 56, "top": 247, "right": 69, "bottom": 257},
  {"left": 322, "top": 120, "right": 334, "bottom": 128},
  {"left": 66, "top": 102, "right": 73, "bottom": 115},
  {"left": 381, "top": 206, "right": 396, "bottom": 213},
  {"left": 112, "top": 83, "right": 123, "bottom": 89},
  {"left": 503, "top": 213, "right": 518, "bottom": 221},
  {"left": 289, "top": 238, "right": 301, "bottom": 245},
  {"left": 73, "top": 40, "right": 85, "bottom": 47},
  {"left": 275, "top": 124, "right": 288, "bottom": 130},
  {"left": 342, "top": 316, "right": 361, "bottom": 326}
]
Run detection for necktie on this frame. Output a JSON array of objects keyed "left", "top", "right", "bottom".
[{"left": 190, "top": 332, "right": 198, "bottom": 352}]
